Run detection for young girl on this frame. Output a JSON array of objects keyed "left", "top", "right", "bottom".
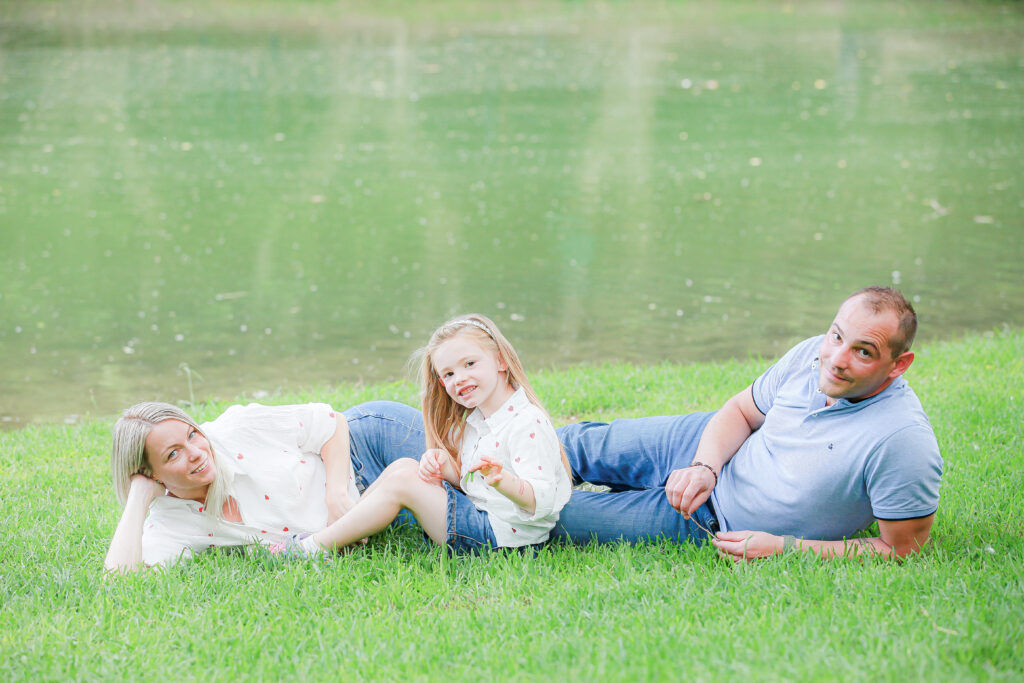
[{"left": 271, "top": 314, "right": 572, "bottom": 555}]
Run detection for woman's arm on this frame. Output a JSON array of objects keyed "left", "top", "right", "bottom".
[
  {"left": 103, "top": 474, "right": 164, "bottom": 574},
  {"left": 321, "top": 413, "right": 357, "bottom": 524}
]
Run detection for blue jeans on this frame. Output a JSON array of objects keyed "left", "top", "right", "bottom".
[
  {"left": 344, "top": 401, "right": 719, "bottom": 545},
  {"left": 344, "top": 401, "right": 426, "bottom": 527},
  {"left": 553, "top": 412, "right": 719, "bottom": 545}
]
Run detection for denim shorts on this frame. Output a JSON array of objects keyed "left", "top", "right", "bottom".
[{"left": 431, "top": 481, "right": 500, "bottom": 553}]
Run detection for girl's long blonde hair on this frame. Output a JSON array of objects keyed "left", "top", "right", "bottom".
[
  {"left": 416, "top": 314, "right": 571, "bottom": 477},
  {"left": 111, "top": 401, "right": 231, "bottom": 518}
]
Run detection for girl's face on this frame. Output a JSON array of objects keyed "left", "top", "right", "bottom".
[
  {"left": 432, "top": 332, "right": 513, "bottom": 418},
  {"left": 144, "top": 419, "right": 217, "bottom": 502}
]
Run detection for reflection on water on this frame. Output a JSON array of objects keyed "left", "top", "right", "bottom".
[{"left": 1, "top": 2, "right": 1022, "bottom": 427}]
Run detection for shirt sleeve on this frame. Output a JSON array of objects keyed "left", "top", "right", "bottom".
[
  {"left": 291, "top": 403, "right": 338, "bottom": 455},
  {"left": 505, "top": 420, "right": 569, "bottom": 521},
  {"left": 751, "top": 336, "right": 822, "bottom": 414},
  {"left": 218, "top": 402, "right": 338, "bottom": 456},
  {"left": 864, "top": 424, "right": 943, "bottom": 520}
]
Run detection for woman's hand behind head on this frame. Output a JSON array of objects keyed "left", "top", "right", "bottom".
[{"left": 129, "top": 473, "right": 166, "bottom": 503}]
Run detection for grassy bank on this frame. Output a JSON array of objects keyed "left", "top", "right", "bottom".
[{"left": 1, "top": 330, "right": 1022, "bottom": 681}]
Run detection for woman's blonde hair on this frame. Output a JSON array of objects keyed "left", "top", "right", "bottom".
[
  {"left": 111, "top": 401, "right": 231, "bottom": 518},
  {"left": 416, "top": 314, "right": 571, "bottom": 477}
]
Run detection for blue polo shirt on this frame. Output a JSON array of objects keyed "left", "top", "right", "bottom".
[{"left": 710, "top": 335, "right": 943, "bottom": 539}]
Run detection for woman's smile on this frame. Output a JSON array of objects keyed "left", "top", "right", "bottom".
[{"left": 144, "top": 419, "right": 218, "bottom": 501}]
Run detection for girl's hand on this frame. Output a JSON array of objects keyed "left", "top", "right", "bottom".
[
  {"left": 129, "top": 473, "right": 166, "bottom": 503},
  {"left": 468, "top": 456, "right": 504, "bottom": 487},
  {"left": 418, "top": 448, "right": 449, "bottom": 484}
]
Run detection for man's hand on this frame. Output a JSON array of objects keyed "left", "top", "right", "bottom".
[
  {"left": 711, "top": 530, "right": 783, "bottom": 561},
  {"left": 669, "top": 384, "right": 763, "bottom": 518},
  {"left": 665, "top": 465, "right": 716, "bottom": 518}
]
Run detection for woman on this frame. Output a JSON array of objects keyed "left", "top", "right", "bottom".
[{"left": 104, "top": 400, "right": 425, "bottom": 571}]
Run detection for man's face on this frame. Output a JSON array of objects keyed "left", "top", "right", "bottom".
[{"left": 817, "top": 295, "right": 913, "bottom": 404}]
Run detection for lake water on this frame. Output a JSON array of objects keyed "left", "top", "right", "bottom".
[{"left": 1, "top": 2, "right": 1022, "bottom": 427}]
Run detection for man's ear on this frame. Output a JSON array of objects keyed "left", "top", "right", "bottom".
[{"left": 889, "top": 351, "right": 914, "bottom": 379}]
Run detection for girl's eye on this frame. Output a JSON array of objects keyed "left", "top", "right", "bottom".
[
  {"left": 168, "top": 449, "right": 178, "bottom": 460},
  {"left": 831, "top": 332, "right": 841, "bottom": 341},
  {"left": 188, "top": 430, "right": 196, "bottom": 440},
  {"left": 466, "top": 360, "right": 475, "bottom": 367}
]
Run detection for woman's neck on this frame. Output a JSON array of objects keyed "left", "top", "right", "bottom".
[{"left": 166, "top": 485, "right": 208, "bottom": 504}]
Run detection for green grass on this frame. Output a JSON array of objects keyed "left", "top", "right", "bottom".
[{"left": 1, "top": 330, "right": 1022, "bottom": 681}]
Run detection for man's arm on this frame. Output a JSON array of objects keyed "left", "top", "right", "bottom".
[
  {"left": 665, "top": 384, "right": 765, "bottom": 517},
  {"left": 712, "top": 514, "right": 936, "bottom": 561}
]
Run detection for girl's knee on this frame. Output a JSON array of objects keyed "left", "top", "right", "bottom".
[{"left": 380, "top": 457, "right": 421, "bottom": 481}]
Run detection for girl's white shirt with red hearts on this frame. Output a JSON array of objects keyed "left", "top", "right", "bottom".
[{"left": 459, "top": 388, "right": 572, "bottom": 547}]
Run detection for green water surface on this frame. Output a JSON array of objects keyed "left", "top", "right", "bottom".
[{"left": 1, "top": 1, "right": 1022, "bottom": 427}]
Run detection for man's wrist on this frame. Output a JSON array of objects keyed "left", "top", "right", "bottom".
[{"left": 690, "top": 461, "right": 718, "bottom": 486}]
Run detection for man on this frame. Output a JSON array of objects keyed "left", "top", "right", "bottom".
[{"left": 553, "top": 286, "right": 943, "bottom": 560}]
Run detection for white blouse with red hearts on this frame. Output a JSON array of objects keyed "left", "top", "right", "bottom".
[
  {"left": 459, "top": 388, "right": 572, "bottom": 547},
  {"left": 140, "top": 402, "right": 359, "bottom": 566}
]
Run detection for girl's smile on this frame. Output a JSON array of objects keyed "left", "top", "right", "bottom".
[{"left": 432, "top": 332, "right": 514, "bottom": 418}]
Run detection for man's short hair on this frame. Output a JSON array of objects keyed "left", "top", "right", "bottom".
[{"left": 845, "top": 286, "right": 917, "bottom": 357}]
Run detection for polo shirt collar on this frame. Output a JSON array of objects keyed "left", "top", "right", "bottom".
[{"left": 808, "top": 356, "right": 908, "bottom": 413}]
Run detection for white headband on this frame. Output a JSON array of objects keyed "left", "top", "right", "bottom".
[{"left": 455, "top": 318, "right": 494, "bottom": 339}]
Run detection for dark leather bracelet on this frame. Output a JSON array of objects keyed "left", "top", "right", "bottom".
[{"left": 690, "top": 461, "right": 718, "bottom": 486}]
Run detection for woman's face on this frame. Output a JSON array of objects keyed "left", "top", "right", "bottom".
[{"left": 144, "top": 419, "right": 217, "bottom": 502}]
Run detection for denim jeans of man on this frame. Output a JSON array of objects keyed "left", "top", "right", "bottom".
[
  {"left": 553, "top": 412, "right": 719, "bottom": 544},
  {"left": 344, "top": 401, "right": 719, "bottom": 545}
]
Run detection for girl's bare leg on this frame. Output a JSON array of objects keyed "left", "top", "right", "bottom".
[{"left": 310, "top": 458, "right": 450, "bottom": 549}]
